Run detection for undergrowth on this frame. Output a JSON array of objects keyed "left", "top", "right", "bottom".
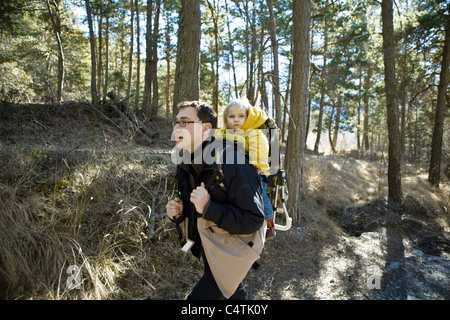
[
  {"left": 2, "top": 146, "right": 449, "bottom": 299},
  {"left": 0, "top": 145, "right": 200, "bottom": 299},
  {"left": 1, "top": 103, "right": 449, "bottom": 300}
]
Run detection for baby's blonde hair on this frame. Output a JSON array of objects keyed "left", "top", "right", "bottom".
[{"left": 223, "top": 98, "right": 252, "bottom": 128}]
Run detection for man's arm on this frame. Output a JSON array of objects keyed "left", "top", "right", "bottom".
[{"left": 202, "top": 161, "right": 265, "bottom": 235}]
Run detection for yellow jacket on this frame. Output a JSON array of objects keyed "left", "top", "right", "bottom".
[{"left": 215, "top": 106, "right": 270, "bottom": 175}]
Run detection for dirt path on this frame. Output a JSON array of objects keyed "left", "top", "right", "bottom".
[{"left": 245, "top": 198, "right": 450, "bottom": 300}]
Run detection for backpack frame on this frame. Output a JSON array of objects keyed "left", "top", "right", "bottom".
[{"left": 208, "top": 119, "right": 292, "bottom": 232}]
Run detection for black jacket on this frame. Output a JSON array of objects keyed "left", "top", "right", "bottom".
[{"left": 174, "top": 139, "right": 265, "bottom": 258}]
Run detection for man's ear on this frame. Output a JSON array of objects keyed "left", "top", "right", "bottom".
[
  {"left": 202, "top": 122, "right": 213, "bottom": 141},
  {"left": 202, "top": 122, "right": 212, "bottom": 131}
]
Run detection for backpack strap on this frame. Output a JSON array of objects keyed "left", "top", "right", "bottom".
[
  {"left": 205, "top": 142, "right": 230, "bottom": 193},
  {"left": 206, "top": 139, "right": 251, "bottom": 193},
  {"left": 205, "top": 164, "right": 226, "bottom": 192}
]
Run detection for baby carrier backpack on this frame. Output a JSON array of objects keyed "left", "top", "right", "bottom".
[
  {"left": 209, "top": 118, "right": 292, "bottom": 232},
  {"left": 253, "top": 117, "right": 292, "bottom": 232}
]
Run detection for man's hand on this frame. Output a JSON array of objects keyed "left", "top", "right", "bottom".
[
  {"left": 190, "top": 182, "right": 210, "bottom": 214},
  {"left": 166, "top": 197, "right": 183, "bottom": 220}
]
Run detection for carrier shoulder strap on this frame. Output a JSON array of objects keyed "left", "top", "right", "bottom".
[
  {"left": 205, "top": 143, "right": 228, "bottom": 192},
  {"left": 205, "top": 163, "right": 226, "bottom": 192}
]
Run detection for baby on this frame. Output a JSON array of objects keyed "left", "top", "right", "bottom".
[{"left": 219, "top": 98, "right": 275, "bottom": 239}]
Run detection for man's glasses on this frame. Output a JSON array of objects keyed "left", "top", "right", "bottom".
[{"left": 172, "top": 120, "right": 201, "bottom": 127}]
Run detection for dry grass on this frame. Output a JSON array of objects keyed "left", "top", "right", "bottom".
[
  {"left": 0, "top": 144, "right": 201, "bottom": 300},
  {"left": 2, "top": 146, "right": 448, "bottom": 300},
  {"left": 303, "top": 154, "right": 386, "bottom": 213},
  {"left": 303, "top": 154, "right": 449, "bottom": 213},
  {"left": 2, "top": 143, "right": 449, "bottom": 300},
  {"left": 0, "top": 103, "right": 202, "bottom": 300}
]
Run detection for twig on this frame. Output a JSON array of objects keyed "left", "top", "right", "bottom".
[
  {"left": 148, "top": 198, "right": 157, "bottom": 240},
  {"left": 82, "top": 102, "right": 122, "bottom": 132},
  {"left": 32, "top": 117, "right": 48, "bottom": 129},
  {"left": 108, "top": 102, "right": 154, "bottom": 144}
]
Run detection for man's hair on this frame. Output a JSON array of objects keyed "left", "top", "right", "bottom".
[{"left": 177, "top": 101, "right": 218, "bottom": 128}]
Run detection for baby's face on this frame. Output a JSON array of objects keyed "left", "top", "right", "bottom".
[{"left": 226, "top": 106, "right": 247, "bottom": 130}]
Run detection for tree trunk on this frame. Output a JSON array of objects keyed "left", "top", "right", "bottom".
[
  {"left": 327, "top": 102, "right": 335, "bottom": 153},
  {"left": 134, "top": 0, "right": 141, "bottom": 109},
  {"left": 314, "top": 20, "right": 328, "bottom": 154},
  {"left": 118, "top": 8, "right": 126, "bottom": 98},
  {"left": 382, "top": 0, "right": 403, "bottom": 203},
  {"left": 225, "top": 1, "right": 238, "bottom": 99},
  {"left": 363, "top": 64, "right": 371, "bottom": 151},
  {"left": 283, "top": 49, "right": 293, "bottom": 145},
  {"left": 207, "top": 0, "right": 219, "bottom": 113},
  {"left": 172, "top": 0, "right": 201, "bottom": 111},
  {"left": 103, "top": 0, "right": 110, "bottom": 100},
  {"left": 150, "top": 0, "right": 160, "bottom": 117},
  {"left": 257, "top": 3, "right": 267, "bottom": 111},
  {"left": 126, "top": 0, "right": 135, "bottom": 110},
  {"left": 97, "top": 10, "right": 103, "bottom": 100},
  {"left": 286, "top": 0, "right": 311, "bottom": 224},
  {"left": 245, "top": 1, "right": 257, "bottom": 105},
  {"left": 244, "top": 1, "right": 250, "bottom": 100},
  {"left": 85, "top": 0, "right": 98, "bottom": 105},
  {"left": 428, "top": 10, "right": 450, "bottom": 187},
  {"left": 332, "top": 95, "right": 342, "bottom": 153},
  {"left": 164, "top": 5, "right": 171, "bottom": 117},
  {"left": 267, "top": 0, "right": 281, "bottom": 128},
  {"left": 357, "top": 68, "right": 362, "bottom": 150},
  {"left": 143, "top": 0, "right": 153, "bottom": 116},
  {"left": 45, "top": 0, "right": 65, "bottom": 103}
]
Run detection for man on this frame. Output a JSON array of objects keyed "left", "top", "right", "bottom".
[{"left": 166, "top": 101, "right": 265, "bottom": 300}]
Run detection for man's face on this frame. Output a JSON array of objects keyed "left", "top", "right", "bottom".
[{"left": 173, "top": 106, "right": 209, "bottom": 153}]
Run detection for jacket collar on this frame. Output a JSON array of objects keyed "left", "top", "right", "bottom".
[{"left": 177, "top": 138, "right": 218, "bottom": 178}]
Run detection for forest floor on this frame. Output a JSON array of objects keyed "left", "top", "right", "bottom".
[{"left": 0, "top": 101, "right": 449, "bottom": 300}]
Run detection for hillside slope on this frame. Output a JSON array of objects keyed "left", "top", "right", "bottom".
[{"left": 1, "top": 101, "right": 449, "bottom": 299}]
